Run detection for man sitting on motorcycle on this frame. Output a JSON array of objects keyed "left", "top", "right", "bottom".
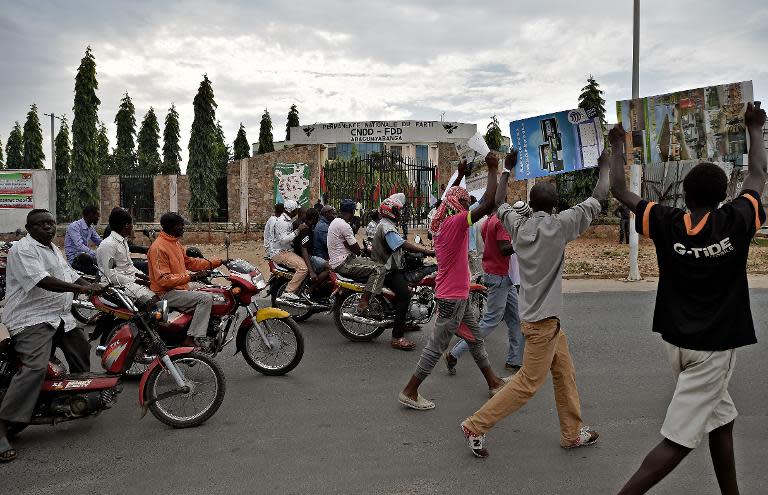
[
  {"left": 314, "top": 206, "right": 335, "bottom": 261},
  {"left": 328, "top": 199, "right": 387, "bottom": 314},
  {"left": 97, "top": 207, "right": 156, "bottom": 307},
  {"left": 0, "top": 209, "right": 103, "bottom": 463},
  {"left": 294, "top": 208, "right": 330, "bottom": 299},
  {"left": 269, "top": 200, "right": 309, "bottom": 304},
  {"left": 371, "top": 194, "right": 435, "bottom": 351},
  {"left": 64, "top": 205, "right": 102, "bottom": 276},
  {"left": 148, "top": 212, "right": 223, "bottom": 349}
]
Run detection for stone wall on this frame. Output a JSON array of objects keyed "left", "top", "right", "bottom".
[
  {"left": 153, "top": 176, "right": 171, "bottom": 222},
  {"left": 177, "top": 175, "right": 190, "bottom": 220},
  {"left": 99, "top": 175, "right": 121, "bottom": 224}
]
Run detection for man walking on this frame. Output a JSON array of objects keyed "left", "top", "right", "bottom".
[
  {"left": 614, "top": 203, "right": 631, "bottom": 244},
  {"left": 612, "top": 103, "right": 767, "bottom": 495},
  {"left": 460, "top": 147, "right": 609, "bottom": 457}
]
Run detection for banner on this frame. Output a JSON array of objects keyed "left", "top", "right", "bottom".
[
  {"left": 274, "top": 163, "right": 311, "bottom": 207},
  {"left": 0, "top": 172, "right": 33, "bottom": 209},
  {"left": 289, "top": 120, "right": 477, "bottom": 144},
  {"left": 616, "top": 81, "right": 753, "bottom": 166},
  {"left": 510, "top": 107, "right": 604, "bottom": 180}
]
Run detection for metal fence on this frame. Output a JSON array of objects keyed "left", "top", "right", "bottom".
[
  {"left": 119, "top": 175, "right": 155, "bottom": 223},
  {"left": 323, "top": 152, "right": 435, "bottom": 229}
]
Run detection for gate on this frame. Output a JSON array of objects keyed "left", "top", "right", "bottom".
[
  {"left": 323, "top": 152, "right": 435, "bottom": 229},
  {"left": 119, "top": 175, "right": 155, "bottom": 223}
]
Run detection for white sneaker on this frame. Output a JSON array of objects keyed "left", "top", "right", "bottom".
[{"left": 561, "top": 425, "right": 599, "bottom": 449}]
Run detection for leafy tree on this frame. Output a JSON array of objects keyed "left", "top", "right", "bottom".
[
  {"left": 114, "top": 92, "right": 137, "bottom": 174},
  {"left": 484, "top": 115, "right": 503, "bottom": 152},
  {"left": 6, "top": 122, "right": 24, "bottom": 169},
  {"left": 68, "top": 46, "right": 101, "bottom": 217},
  {"left": 161, "top": 104, "right": 181, "bottom": 174},
  {"left": 578, "top": 75, "right": 606, "bottom": 123},
  {"left": 233, "top": 123, "right": 250, "bottom": 160},
  {"left": 97, "top": 122, "right": 113, "bottom": 174},
  {"left": 257, "top": 109, "right": 274, "bottom": 154},
  {"left": 0, "top": 134, "right": 3, "bottom": 166},
  {"left": 286, "top": 104, "right": 299, "bottom": 141},
  {"left": 55, "top": 117, "right": 72, "bottom": 216},
  {"left": 187, "top": 74, "right": 220, "bottom": 220},
  {"left": 22, "top": 104, "right": 45, "bottom": 169},
  {"left": 137, "top": 107, "right": 161, "bottom": 174}
]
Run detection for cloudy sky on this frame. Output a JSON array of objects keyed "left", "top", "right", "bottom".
[{"left": 1, "top": 0, "right": 766, "bottom": 171}]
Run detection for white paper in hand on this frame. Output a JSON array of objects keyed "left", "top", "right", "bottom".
[{"left": 467, "top": 132, "right": 491, "bottom": 156}]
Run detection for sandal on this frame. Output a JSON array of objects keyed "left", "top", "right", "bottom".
[
  {"left": 0, "top": 437, "right": 16, "bottom": 463},
  {"left": 390, "top": 338, "right": 415, "bottom": 351}
]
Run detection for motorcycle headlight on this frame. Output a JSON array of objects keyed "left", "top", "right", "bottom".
[{"left": 250, "top": 270, "right": 267, "bottom": 290}]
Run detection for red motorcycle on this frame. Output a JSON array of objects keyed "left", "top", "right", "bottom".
[
  {"left": 0, "top": 281, "right": 226, "bottom": 432},
  {"left": 86, "top": 258, "right": 303, "bottom": 377}
]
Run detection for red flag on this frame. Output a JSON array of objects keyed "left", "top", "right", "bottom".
[
  {"left": 373, "top": 181, "right": 381, "bottom": 204},
  {"left": 320, "top": 166, "right": 327, "bottom": 193}
]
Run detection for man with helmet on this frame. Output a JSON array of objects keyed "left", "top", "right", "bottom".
[
  {"left": 327, "top": 199, "right": 386, "bottom": 314},
  {"left": 371, "top": 194, "right": 435, "bottom": 351}
]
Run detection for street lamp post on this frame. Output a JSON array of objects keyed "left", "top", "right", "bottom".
[{"left": 628, "top": 0, "right": 642, "bottom": 281}]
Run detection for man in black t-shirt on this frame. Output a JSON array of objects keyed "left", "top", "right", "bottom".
[
  {"left": 293, "top": 208, "right": 329, "bottom": 297},
  {"left": 610, "top": 102, "right": 767, "bottom": 495}
]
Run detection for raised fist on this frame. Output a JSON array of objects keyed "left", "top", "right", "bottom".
[
  {"left": 745, "top": 101, "right": 766, "bottom": 130},
  {"left": 504, "top": 149, "right": 518, "bottom": 172},
  {"left": 485, "top": 152, "right": 500, "bottom": 170},
  {"left": 608, "top": 123, "right": 626, "bottom": 146}
]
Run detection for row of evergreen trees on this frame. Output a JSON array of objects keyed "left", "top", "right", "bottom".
[{"left": 0, "top": 47, "right": 302, "bottom": 219}]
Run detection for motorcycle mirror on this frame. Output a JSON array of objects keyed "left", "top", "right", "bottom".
[
  {"left": 224, "top": 233, "right": 231, "bottom": 248},
  {"left": 414, "top": 235, "right": 422, "bottom": 245},
  {"left": 186, "top": 246, "right": 204, "bottom": 259}
]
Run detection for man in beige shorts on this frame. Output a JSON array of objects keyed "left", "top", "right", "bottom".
[{"left": 609, "top": 102, "right": 767, "bottom": 495}]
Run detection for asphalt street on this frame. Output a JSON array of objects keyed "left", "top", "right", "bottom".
[{"left": 2, "top": 289, "right": 768, "bottom": 494}]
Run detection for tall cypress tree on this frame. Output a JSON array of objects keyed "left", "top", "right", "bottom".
[
  {"left": 484, "top": 115, "right": 503, "bottom": 152},
  {"left": 578, "top": 75, "right": 607, "bottom": 124},
  {"left": 22, "top": 104, "right": 45, "bottom": 169},
  {"left": 96, "top": 122, "right": 113, "bottom": 174},
  {"left": 137, "top": 107, "right": 161, "bottom": 174},
  {"left": 114, "top": 92, "right": 137, "bottom": 174},
  {"left": 6, "top": 122, "right": 24, "bottom": 169},
  {"left": 257, "top": 109, "right": 274, "bottom": 154},
  {"left": 233, "top": 123, "right": 250, "bottom": 160},
  {"left": 285, "top": 104, "right": 299, "bottom": 141},
  {"left": 55, "top": 117, "right": 72, "bottom": 216},
  {"left": 187, "top": 74, "right": 219, "bottom": 220},
  {"left": 0, "top": 133, "right": 4, "bottom": 167},
  {"left": 69, "top": 47, "right": 101, "bottom": 217},
  {"left": 161, "top": 104, "right": 181, "bottom": 174}
]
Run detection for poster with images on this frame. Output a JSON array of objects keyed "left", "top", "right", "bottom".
[
  {"left": 616, "top": 81, "right": 754, "bottom": 167},
  {"left": 509, "top": 107, "right": 604, "bottom": 180},
  {"left": 0, "top": 172, "right": 33, "bottom": 208},
  {"left": 274, "top": 163, "right": 311, "bottom": 206}
]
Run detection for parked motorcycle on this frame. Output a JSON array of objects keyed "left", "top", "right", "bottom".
[{"left": 0, "top": 279, "right": 227, "bottom": 431}]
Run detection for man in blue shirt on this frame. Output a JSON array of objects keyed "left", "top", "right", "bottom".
[
  {"left": 64, "top": 205, "right": 102, "bottom": 275},
  {"left": 313, "top": 206, "right": 335, "bottom": 261}
]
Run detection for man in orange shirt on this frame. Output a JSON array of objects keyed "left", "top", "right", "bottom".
[{"left": 148, "top": 212, "right": 223, "bottom": 348}]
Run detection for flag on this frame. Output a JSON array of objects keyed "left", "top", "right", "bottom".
[{"left": 373, "top": 181, "right": 381, "bottom": 204}]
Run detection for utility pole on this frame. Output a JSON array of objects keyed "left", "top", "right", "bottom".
[
  {"left": 43, "top": 112, "right": 62, "bottom": 220},
  {"left": 628, "top": 0, "right": 642, "bottom": 281}
]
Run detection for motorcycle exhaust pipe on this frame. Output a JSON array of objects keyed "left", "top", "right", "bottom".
[{"left": 341, "top": 312, "right": 393, "bottom": 327}]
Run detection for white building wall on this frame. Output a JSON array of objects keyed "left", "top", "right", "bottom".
[{"left": 0, "top": 170, "right": 51, "bottom": 233}]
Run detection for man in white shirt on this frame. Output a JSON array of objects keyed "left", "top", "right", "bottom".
[
  {"left": 97, "top": 208, "right": 156, "bottom": 306},
  {"left": 263, "top": 203, "right": 284, "bottom": 251},
  {"left": 0, "top": 209, "right": 102, "bottom": 463},
  {"left": 269, "top": 200, "right": 308, "bottom": 303}
]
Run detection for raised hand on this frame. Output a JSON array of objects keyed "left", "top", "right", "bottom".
[
  {"left": 597, "top": 147, "right": 611, "bottom": 170},
  {"left": 608, "top": 123, "right": 626, "bottom": 147},
  {"left": 504, "top": 149, "right": 518, "bottom": 172},
  {"left": 457, "top": 159, "right": 469, "bottom": 177},
  {"left": 485, "top": 152, "right": 500, "bottom": 170},
  {"left": 745, "top": 101, "right": 766, "bottom": 130}
]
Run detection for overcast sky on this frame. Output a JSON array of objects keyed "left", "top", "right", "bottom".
[{"left": 1, "top": 0, "right": 766, "bottom": 171}]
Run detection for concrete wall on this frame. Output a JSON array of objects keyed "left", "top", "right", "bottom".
[{"left": 0, "top": 169, "right": 51, "bottom": 233}]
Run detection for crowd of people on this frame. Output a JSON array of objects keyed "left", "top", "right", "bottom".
[{"left": 0, "top": 102, "right": 766, "bottom": 494}]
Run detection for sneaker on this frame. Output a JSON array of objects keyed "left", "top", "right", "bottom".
[
  {"left": 460, "top": 422, "right": 489, "bottom": 458},
  {"left": 561, "top": 425, "right": 599, "bottom": 449},
  {"left": 281, "top": 292, "right": 302, "bottom": 302},
  {"left": 444, "top": 352, "right": 457, "bottom": 375}
]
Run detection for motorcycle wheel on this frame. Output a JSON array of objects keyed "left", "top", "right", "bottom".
[
  {"left": 144, "top": 351, "right": 225, "bottom": 429},
  {"left": 333, "top": 291, "right": 386, "bottom": 342},
  {"left": 241, "top": 317, "right": 304, "bottom": 376},
  {"left": 72, "top": 293, "right": 99, "bottom": 324},
  {"left": 104, "top": 325, "right": 149, "bottom": 378},
  {"left": 271, "top": 280, "right": 313, "bottom": 322}
]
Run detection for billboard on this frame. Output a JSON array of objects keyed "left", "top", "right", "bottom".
[
  {"left": 0, "top": 172, "right": 34, "bottom": 209},
  {"left": 510, "top": 108, "right": 604, "bottom": 180},
  {"left": 274, "top": 163, "right": 311, "bottom": 207},
  {"left": 616, "top": 81, "right": 753, "bottom": 166}
]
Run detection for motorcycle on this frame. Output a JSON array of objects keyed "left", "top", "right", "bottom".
[
  {"left": 0, "top": 279, "right": 227, "bottom": 431},
  {"left": 267, "top": 259, "right": 333, "bottom": 322},
  {"left": 83, "top": 238, "right": 304, "bottom": 377},
  {"left": 0, "top": 229, "right": 24, "bottom": 302}
]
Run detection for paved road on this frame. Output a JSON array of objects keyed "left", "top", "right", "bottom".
[{"left": 3, "top": 289, "right": 768, "bottom": 494}]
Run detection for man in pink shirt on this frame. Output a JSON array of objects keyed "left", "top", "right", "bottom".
[{"left": 398, "top": 152, "right": 514, "bottom": 411}]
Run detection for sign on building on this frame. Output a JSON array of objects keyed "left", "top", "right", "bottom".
[
  {"left": 289, "top": 120, "right": 476, "bottom": 145},
  {"left": 274, "top": 163, "right": 311, "bottom": 206},
  {"left": 0, "top": 172, "right": 34, "bottom": 209}
]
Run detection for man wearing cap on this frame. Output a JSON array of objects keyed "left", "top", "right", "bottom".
[
  {"left": 148, "top": 212, "right": 223, "bottom": 348},
  {"left": 268, "top": 200, "right": 308, "bottom": 303}
]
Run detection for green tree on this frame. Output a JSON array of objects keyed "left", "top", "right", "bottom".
[
  {"left": 187, "top": 74, "right": 220, "bottom": 220},
  {"left": 285, "top": 104, "right": 299, "bottom": 141},
  {"left": 232, "top": 123, "right": 250, "bottom": 160},
  {"left": 161, "top": 104, "right": 181, "bottom": 174},
  {"left": 69, "top": 46, "right": 101, "bottom": 218},
  {"left": 114, "top": 92, "right": 137, "bottom": 174},
  {"left": 22, "top": 104, "right": 45, "bottom": 169},
  {"left": 55, "top": 117, "right": 72, "bottom": 216},
  {"left": 215, "top": 120, "right": 231, "bottom": 168},
  {"left": 96, "top": 122, "right": 113, "bottom": 174},
  {"left": 6, "top": 122, "right": 24, "bottom": 169},
  {"left": 137, "top": 107, "right": 161, "bottom": 174},
  {"left": 578, "top": 75, "right": 607, "bottom": 123},
  {"left": 0, "top": 133, "right": 4, "bottom": 167},
  {"left": 484, "top": 115, "right": 503, "bottom": 151},
  {"left": 257, "top": 109, "right": 274, "bottom": 154}
]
